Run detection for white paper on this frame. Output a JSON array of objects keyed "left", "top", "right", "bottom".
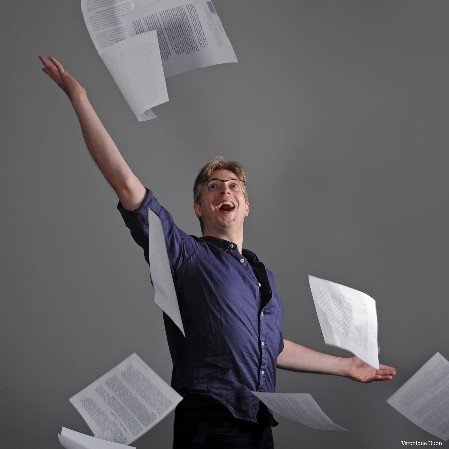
[
  {"left": 101, "top": 31, "right": 168, "bottom": 121},
  {"left": 59, "top": 427, "right": 134, "bottom": 449},
  {"left": 253, "top": 392, "right": 349, "bottom": 431},
  {"left": 81, "top": 0, "right": 136, "bottom": 54},
  {"left": 69, "top": 353, "right": 182, "bottom": 445},
  {"left": 134, "top": 0, "right": 161, "bottom": 6},
  {"left": 387, "top": 353, "right": 449, "bottom": 441},
  {"left": 308, "top": 275, "right": 379, "bottom": 369},
  {"left": 124, "top": 0, "right": 237, "bottom": 77},
  {"left": 148, "top": 210, "right": 185, "bottom": 336},
  {"left": 81, "top": 0, "right": 168, "bottom": 120}
]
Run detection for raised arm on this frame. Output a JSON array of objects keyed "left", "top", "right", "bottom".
[
  {"left": 39, "top": 55, "right": 146, "bottom": 210},
  {"left": 277, "top": 339, "right": 396, "bottom": 383}
]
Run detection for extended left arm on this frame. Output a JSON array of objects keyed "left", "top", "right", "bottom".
[{"left": 277, "top": 339, "right": 396, "bottom": 383}]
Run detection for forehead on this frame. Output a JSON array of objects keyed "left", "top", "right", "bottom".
[{"left": 208, "top": 169, "right": 239, "bottom": 180}]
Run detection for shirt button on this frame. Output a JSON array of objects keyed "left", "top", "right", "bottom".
[
  {"left": 261, "top": 311, "right": 264, "bottom": 317},
  {"left": 261, "top": 341, "right": 265, "bottom": 347},
  {"left": 258, "top": 283, "right": 262, "bottom": 287},
  {"left": 230, "top": 244, "right": 234, "bottom": 248},
  {"left": 240, "top": 258, "right": 245, "bottom": 263},
  {"left": 260, "top": 370, "right": 265, "bottom": 376}
]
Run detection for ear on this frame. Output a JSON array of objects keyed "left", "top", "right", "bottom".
[
  {"left": 193, "top": 202, "right": 203, "bottom": 218},
  {"left": 245, "top": 201, "right": 250, "bottom": 217}
]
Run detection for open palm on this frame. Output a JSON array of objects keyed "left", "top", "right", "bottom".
[{"left": 347, "top": 355, "right": 396, "bottom": 383}]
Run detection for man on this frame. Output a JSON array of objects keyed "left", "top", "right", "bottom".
[{"left": 39, "top": 56, "right": 396, "bottom": 449}]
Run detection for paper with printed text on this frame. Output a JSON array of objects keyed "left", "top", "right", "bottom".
[
  {"left": 309, "top": 275, "right": 379, "bottom": 369},
  {"left": 58, "top": 427, "right": 135, "bottom": 449},
  {"left": 81, "top": 0, "right": 166, "bottom": 120},
  {"left": 124, "top": 0, "right": 237, "bottom": 77},
  {"left": 252, "top": 392, "right": 349, "bottom": 431},
  {"left": 69, "top": 353, "right": 182, "bottom": 445},
  {"left": 387, "top": 353, "right": 449, "bottom": 441}
]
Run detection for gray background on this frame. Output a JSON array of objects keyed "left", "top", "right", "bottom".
[{"left": 2, "top": 1, "right": 449, "bottom": 448}]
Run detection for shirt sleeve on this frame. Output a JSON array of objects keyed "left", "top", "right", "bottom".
[{"left": 117, "top": 188, "right": 199, "bottom": 270}]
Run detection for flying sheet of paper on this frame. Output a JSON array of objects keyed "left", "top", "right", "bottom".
[
  {"left": 308, "top": 275, "right": 379, "bottom": 369},
  {"left": 81, "top": 0, "right": 168, "bottom": 120},
  {"left": 101, "top": 30, "right": 168, "bottom": 121},
  {"left": 134, "top": 0, "right": 161, "bottom": 6},
  {"left": 387, "top": 353, "right": 449, "bottom": 441},
  {"left": 58, "top": 427, "right": 135, "bottom": 449},
  {"left": 69, "top": 353, "right": 182, "bottom": 445},
  {"left": 81, "top": 0, "right": 135, "bottom": 54},
  {"left": 252, "top": 392, "right": 349, "bottom": 431},
  {"left": 148, "top": 209, "right": 185, "bottom": 336},
  {"left": 124, "top": 0, "right": 238, "bottom": 77}
]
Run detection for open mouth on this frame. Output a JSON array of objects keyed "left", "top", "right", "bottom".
[{"left": 218, "top": 201, "right": 235, "bottom": 212}]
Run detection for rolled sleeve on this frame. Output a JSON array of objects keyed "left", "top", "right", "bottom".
[{"left": 117, "top": 188, "right": 198, "bottom": 269}]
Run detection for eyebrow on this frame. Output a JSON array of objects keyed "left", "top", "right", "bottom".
[{"left": 208, "top": 177, "right": 240, "bottom": 181}]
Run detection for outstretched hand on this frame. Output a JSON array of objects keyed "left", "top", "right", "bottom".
[
  {"left": 39, "top": 55, "right": 86, "bottom": 101},
  {"left": 346, "top": 355, "right": 396, "bottom": 383}
]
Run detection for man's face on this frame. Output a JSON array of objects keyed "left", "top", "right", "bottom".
[{"left": 194, "top": 169, "right": 250, "bottom": 235}]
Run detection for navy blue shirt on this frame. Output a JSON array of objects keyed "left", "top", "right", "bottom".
[{"left": 118, "top": 190, "right": 284, "bottom": 423}]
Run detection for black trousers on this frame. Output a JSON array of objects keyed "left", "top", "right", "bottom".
[{"left": 173, "top": 395, "right": 275, "bottom": 449}]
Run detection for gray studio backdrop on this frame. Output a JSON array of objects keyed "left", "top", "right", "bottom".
[{"left": 2, "top": 1, "right": 449, "bottom": 448}]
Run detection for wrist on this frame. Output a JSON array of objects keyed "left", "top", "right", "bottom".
[
  {"left": 337, "top": 356, "right": 353, "bottom": 378},
  {"left": 70, "top": 90, "right": 89, "bottom": 107}
]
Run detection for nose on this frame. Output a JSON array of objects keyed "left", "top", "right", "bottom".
[{"left": 220, "top": 181, "right": 232, "bottom": 194}]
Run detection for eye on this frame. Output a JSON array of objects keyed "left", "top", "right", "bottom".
[
  {"left": 208, "top": 181, "right": 220, "bottom": 191},
  {"left": 228, "top": 182, "right": 240, "bottom": 191}
]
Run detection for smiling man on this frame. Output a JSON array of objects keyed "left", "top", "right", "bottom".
[
  {"left": 39, "top": 56, "right": 396, "bottom": 449},
  {"left": 193, "top": 167, "right": 249, "bottom": 249}
]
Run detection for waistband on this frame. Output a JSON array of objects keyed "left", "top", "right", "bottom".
[{"left": 176, "top": 393, "right": 277, "bottom": 427}]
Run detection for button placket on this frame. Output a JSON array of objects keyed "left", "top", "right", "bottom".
[{"left": 259, "top": 308, "right": 268, "bottom": 386}]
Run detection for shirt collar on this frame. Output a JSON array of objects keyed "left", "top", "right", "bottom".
[
  {"left": 200, "top": 236, "right": 259, "bottom": 262},
  {"left": 200, "top": 235, "right": 235, "bottom": 251}
]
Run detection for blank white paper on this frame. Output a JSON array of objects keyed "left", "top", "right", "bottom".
[
  {"left": 101, "top": 30, "right": 168, "bottom": 121},
  {"left": 148, "top": 209, "right": 185, "bottom": 336}
]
